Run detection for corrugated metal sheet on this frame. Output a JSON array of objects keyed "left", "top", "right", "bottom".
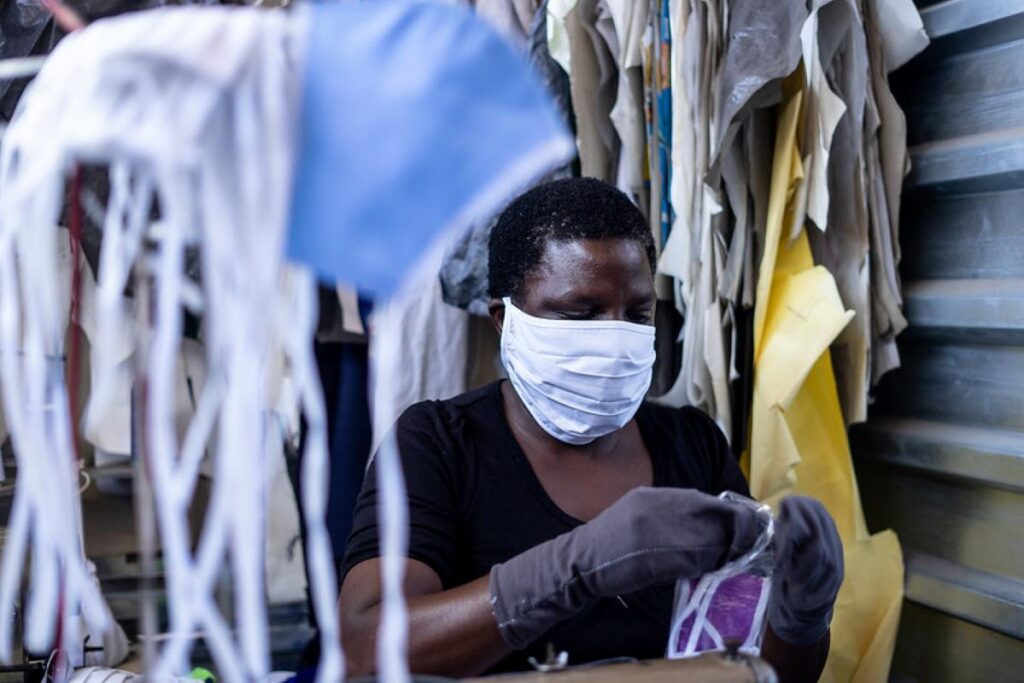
[{"left": 851, "top": 2, "right": 1024, "bottom": 680}]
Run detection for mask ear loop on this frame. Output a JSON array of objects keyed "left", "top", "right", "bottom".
[
  {"left": 681, "top": 569, "right": 728, "bottom": 656},
  {"left": 730, "top": 509, "right": 774, "bottom": 655},
  {"left": 688, "top": 575, "right": 724, "bottom": 654},
  {"left": 742, "top": 570, "right": 773, "bottom": 654}
]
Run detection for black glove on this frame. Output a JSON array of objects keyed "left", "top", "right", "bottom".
[
  {"left": 767, "top": 496, "right": 844, "bottom": 645},
  {"left": 488, "top": 487, "right": 763, "bottom": 650}
]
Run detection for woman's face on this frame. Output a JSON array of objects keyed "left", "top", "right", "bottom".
[{"left": 494, "top": 237, "right": 656, "bottom": 328}]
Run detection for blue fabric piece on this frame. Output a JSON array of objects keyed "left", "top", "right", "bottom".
[
  {"left": 288, "top": 0, "right": 573, "bottom": 296},
  {"left": 318, "top": 341, "right": 372, "bottom": 561},
  {"left": 293, "top": 337, "right": 373, "bottom": 639}
]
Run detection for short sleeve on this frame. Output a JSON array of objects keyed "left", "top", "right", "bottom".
[
  {"left": 680, "top": 406, "right": 751, "bottom": 497},
  {"left": 339, "top": 401, "right": 461, "bottom": 585}
]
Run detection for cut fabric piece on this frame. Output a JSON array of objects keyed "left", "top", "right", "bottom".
[
  {"left": 651, "top": 0, "right": 920, "bottom": 449},
  {"left": 288, "top": 0, "right": 574, "bottom": 297},
  {"left": 79, "top": 262, "right": 207, "bottom": 461},
  {"left": 809, "top": 0, "right": 872, "bottom": 425},
  {"left": 475, "top": 0, "right": 539, "bottom": 44},
  {"left": 528, "top": 0, "right": 578, "bottom": 155},
  {"left": 714, "top": 0, "right": 809, "bottom": 158},
  {"left": 315, "top": 284, "right": 370, "bottom": 343},
  {"left": 602, "top": 0, "right": 649, "bottom": 209},
  {"left": 653, "top": 0, "right": 810, "bottom": 442},
  {"left": 807, "top": 0, "right": 925, "bottom": 424},
  {"left": 863, "top": 0, "right": 912, "bottom": 387},
  {"left": 656, "top": 0, "right": 698, "bottom": 285},
  {"left": 746, "top": 83, "right": 903, "bottom": 683},
  {"left": 651, "top": 0, "right": 717, "bottom": 419},
  {"left": 800, "top": 9, "right": 847, "bottom": 232},
  {"left": 560, "top": 0, "right": 619, "bottom": 181},
  {"left": 643, "top": 0, "right": 673, "bottom": 251},
  {"left": 369, "top": 275, "right": 470, "bottom": 453},
  {"left": 546, "top": 0, "right": 577, "bottom": 75},
  {"left": 336, "top": 285, "right": 367, "bottom": 337},
  {"left": 870, "top": 0, "right": 928, "bottom": 73}
]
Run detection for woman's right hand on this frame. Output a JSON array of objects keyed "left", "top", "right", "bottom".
[{"left": 489, "top": 487, "right": 764, "bottom": 650}]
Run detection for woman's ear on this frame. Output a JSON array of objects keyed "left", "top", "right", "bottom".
[{"left": 488, "top": 298, "right": 506, "bottom": 336}]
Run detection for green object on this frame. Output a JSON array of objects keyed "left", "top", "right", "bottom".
[{"left": 190, "top": 667, "right": 216, "bottom": 681}]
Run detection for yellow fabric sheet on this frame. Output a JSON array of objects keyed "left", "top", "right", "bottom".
[{"left": 745, "top": 84, "right": 904, "bottom": 682}]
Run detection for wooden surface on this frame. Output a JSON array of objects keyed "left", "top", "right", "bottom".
[{"left": 465, "top": 654, "right": 776, "bottom": 683}]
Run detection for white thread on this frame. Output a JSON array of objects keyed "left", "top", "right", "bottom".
[{"left": 0, "top": 8, "right": 345, "bottom": 681}]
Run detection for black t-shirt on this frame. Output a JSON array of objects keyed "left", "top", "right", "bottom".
[{"left": 341, "top": 380, "right": 750, "bottom": 672}]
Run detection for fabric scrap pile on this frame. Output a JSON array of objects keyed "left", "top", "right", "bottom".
[{"left": 0, "top": 4, "right": 571, "bottom": 683}]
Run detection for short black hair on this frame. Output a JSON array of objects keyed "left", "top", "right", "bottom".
[{"left": 488, "top": 177, "right": 657, "bottom": 300}]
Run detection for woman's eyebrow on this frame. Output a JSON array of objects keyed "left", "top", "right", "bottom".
[
  {"left": 541, "top": 294, "right": 601, "bottom": 308},
  {"left": 624, "top": 291, "right": 656, "bottom": 307}
]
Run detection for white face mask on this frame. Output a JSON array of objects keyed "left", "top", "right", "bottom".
[{"left": 500, "top": 297, "right": 656, "bottom": 445}]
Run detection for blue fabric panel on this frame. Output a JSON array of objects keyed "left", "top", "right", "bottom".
[{"left": 288, "top": 0, "right": 571, "bottom": 296}]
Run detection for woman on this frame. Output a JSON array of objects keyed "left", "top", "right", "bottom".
[{"left": 338, "top": 178, "right": 843, "bottom": 681}]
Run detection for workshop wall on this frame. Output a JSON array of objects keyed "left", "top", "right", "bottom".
[{"left": 852, "top": 1, "right": 1024, "bottom": 680}]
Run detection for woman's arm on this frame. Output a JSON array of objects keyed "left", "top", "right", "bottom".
[
  {"left": 339, "top": 558, "right": 510, "bottom": 677},
  {"left": 340, "top": 487, "right": 764, "bottom": 676}
]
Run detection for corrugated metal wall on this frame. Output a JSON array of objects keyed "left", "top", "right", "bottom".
[{"left": 851, "top": 1, "right": 1024, "bottom": 680}]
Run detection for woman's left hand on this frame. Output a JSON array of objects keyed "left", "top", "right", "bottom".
[{"left": 768, "top": 496, "right": 845, "bottom": 646}]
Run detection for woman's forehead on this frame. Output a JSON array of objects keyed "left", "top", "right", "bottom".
[
  {"left": 522, "top": 237, "right": 654, "bottom": 299},
  {"left": 537, "top": 237, "right": 651, "bottom": 272}
]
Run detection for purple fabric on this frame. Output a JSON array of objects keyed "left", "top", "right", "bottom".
[{"left": 673, "top": 572, "right": 767, "bottom": 653}]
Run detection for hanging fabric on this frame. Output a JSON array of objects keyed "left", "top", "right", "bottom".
[
  {"left": 806, "top": 0, "right": 927, "bottom": 426},
  {"left": 746, "top": 78, "right": 905, "bottom": 683},
  {"left": 0, "top": 4, "right": 574, "bottom": 683},
  {"left": 640, "top": 2, "right": 926, "bottom": 677},
  {"left": 287, "top": 4, "right": 575, "bottom": 683},
  {"left": 0, "top": 8, "right": 304, "bottom": 681},
  {"left": 599, "top": 0, "right": 649, "bottom": 210},
  {"left": 368, "top": 275, "right": 470, "bottom": 452},
  {"left": 651, "top": 0, "right": 809, "bottom": 443},
  {"left": 649, "top": 0, "right": 926, "bottom": 435}
]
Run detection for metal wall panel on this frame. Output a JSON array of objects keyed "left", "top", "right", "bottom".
[
  {"left": 890, "top": 603, "right": 1024, "bottom": 683},
  {"left": 852, "top": 1, "right": 1024, "bottom": 680}
]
